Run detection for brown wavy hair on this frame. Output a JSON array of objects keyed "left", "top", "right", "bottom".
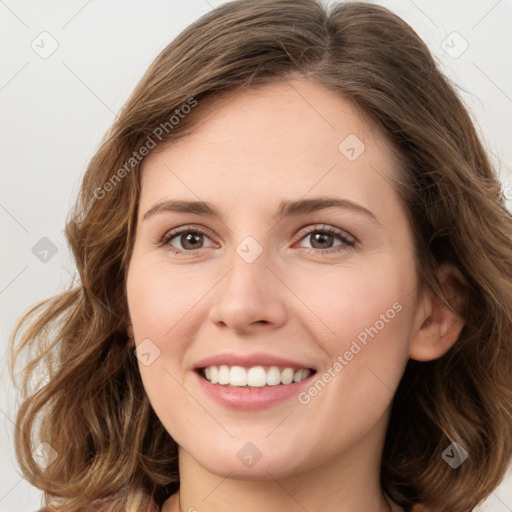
[{"left": 9, "top": 1, "right": 512, "bottom": 511}]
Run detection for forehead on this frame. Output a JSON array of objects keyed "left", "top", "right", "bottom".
[{"left": 138, "top": 79, "right": 401, "bottom": 219}]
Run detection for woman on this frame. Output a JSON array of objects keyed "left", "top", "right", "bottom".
[{"left": 9, "top": 1, "right": 512, "bottom": 511}]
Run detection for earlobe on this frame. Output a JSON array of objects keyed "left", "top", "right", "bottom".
[{"left": 409, "top": 264, "right": 467, "bottom": 362}]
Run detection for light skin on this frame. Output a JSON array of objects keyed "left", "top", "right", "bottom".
[{"left": 125, "top": 79, "right": 465, "bottom": 512}]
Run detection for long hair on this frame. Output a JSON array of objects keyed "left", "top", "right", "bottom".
[{"left": 9, "top": 1, "right": 512, "bottom": 511}]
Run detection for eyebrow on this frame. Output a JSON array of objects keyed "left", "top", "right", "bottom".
[{"left": 143, "top": 197, "right": 380, "bottom": 224}]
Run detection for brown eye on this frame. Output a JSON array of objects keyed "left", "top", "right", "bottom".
[
  {"left": 308, "top": 232, "right": 335, "bottom": 249},
  {"left": 179, "top": 232, "right": 205, "bottom": 250},
  {"left": 296, "top": 225, "right": 356, "bottom": 254},
  {"left": 160, "top": 226, "right": 215, "bottom": 254}
]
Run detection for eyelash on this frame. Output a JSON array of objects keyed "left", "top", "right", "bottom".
[{"left": 158, "top": 224, "right": 357, "bottom": 256}]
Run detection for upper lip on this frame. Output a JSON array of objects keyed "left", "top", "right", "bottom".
[{"left": 194, "top": 352, "right": 315, "bottom": 371}]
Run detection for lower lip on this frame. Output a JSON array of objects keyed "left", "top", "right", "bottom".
[{"left": 194, "top": 370, "right": 315, "bottom": 410}]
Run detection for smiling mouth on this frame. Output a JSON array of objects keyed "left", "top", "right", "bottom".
[{"left": 197, "top": 365, "right": 316, "bottom": 388}]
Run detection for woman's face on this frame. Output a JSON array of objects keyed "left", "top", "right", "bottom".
[{"left": 126, "top": 79, "right": 429, "bottom": 480}]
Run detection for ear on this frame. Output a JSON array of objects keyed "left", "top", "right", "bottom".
[{"left": 409, "top": 264, "right": 467, "bottom": 361}]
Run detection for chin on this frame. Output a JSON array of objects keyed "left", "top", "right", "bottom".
[{"left": 183, "top": 438, "right": 316, "bottom": 481}]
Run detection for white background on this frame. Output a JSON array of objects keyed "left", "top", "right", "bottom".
[{"left": 1, "top": 1, "right": 511, "bottom": 511}]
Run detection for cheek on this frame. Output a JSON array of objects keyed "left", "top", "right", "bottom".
[
  {"left": 126, "top": 257, "right": 210, "bottom": 343},
  {"left": 296, "top": 256, "right": 413, "bottom": 343},
  {"left": 126, "top": 258, "right": 204, "bottom": 433},
  {"left": 125, "top": 258, "right": 193, "bottom": 400},
  {"left": 294, "top": 255, "right": 415, "bottom": 392},
  {"left": 288, "top": 267, "right": 414, "bottom": 458}
]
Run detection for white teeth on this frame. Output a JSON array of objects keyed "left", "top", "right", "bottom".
[
  {"left": 247, "top": 366, "right": 267, "bottom": 387},
  {"left": 266, "top": 366, "right": 281, "bottom": 386},
  {"left": 201, "top": 365, "right": 313, "bottom": 387},
  {"left": 218, "top": 365, "right": 230, "bottom": 385},
  {"left": 281, "top": 367, "right": 295, "bottom": 385},
  {"left": 294, "top": 369, "right": 311, "bottom": 382},
  {"left": 210, "top": 365, "right": 219, "bottom": 384},
  {"left": 230, "top": 366, "right": 247, "bottom": 386}
]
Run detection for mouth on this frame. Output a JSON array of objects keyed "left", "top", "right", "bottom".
[
  {"left": 193, "top": 353, "right": 318, "bottom": 409},
  {"left": 197, "top": 365, "right": 317, "bottom": 388}
]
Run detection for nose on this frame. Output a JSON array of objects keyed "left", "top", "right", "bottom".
[{"left": 208, "top": 244, "right": 287, "bottom": 333}]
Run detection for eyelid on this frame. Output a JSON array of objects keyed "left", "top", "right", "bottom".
[
  {"left": 159, "top": 224, "right": 217, "bottom": 250},
  {"left": 294, "top": 223, "right": 357, "bottom": 245}
]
